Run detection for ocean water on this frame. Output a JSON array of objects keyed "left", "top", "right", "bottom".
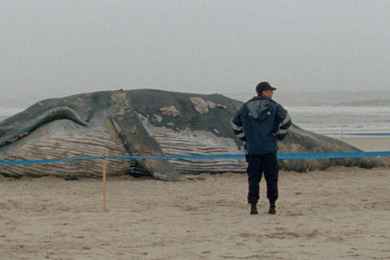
[
  {"left": 226, "top": 90, "right": 390, "bottom": 134},
  {"left": 0, "top": 90, "right": 389, "bottom": 134}
]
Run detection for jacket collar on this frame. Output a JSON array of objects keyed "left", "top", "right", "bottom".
[{"left": 248, "top": 96, "right": 271, "bottom": 102}]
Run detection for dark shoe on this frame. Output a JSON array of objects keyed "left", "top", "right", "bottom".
[
  {"left": 250, "top": 204, "right": 258, "bottom": 215},
  {"left": 268, "top": 206, "right": 276, "bottom": 215}
]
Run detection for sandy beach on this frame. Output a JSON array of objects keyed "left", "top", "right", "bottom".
[
  {"left": 342, "top": 136, "right": 390, "bottom": 152},
  {"left": 1, "top": 137, "right": 390, "bottom": 260}
]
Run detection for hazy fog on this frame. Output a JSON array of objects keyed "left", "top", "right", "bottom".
[{"left": 1, "top": 1, "right": 389, "bottom": 100}]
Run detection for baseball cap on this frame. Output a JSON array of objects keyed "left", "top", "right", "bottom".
[{"left": 255, "top": 82, "right": 277, "bottom": 93}]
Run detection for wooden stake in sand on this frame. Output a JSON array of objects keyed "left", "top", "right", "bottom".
[{"left": 102, "top": 153, "right": 107, "bottom": 211}]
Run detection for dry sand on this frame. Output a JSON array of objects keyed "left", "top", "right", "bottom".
[
  {"left": 340, "top": 136, "right": 390, "bottom": 152},
  {"left": 1, "top": 137, "right": 389, "bottom": 260}
]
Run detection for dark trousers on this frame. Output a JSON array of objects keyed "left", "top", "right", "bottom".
[{"left": 247, "top": 152, "right": 279, "bottom": 205}]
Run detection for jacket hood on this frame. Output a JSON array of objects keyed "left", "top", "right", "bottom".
[{"left": 246, "top": 96, "right": 271, "bottom": 121}]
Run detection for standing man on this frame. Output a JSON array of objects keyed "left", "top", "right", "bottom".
[{"left": 231, "top": 82, "right": 291, "bottom": 215}]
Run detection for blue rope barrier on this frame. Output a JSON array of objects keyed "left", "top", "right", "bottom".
[
  {"left": 0, "top": 156, "right": 103, "bottom": 165},
  {"left": 109, "top": 154, "right": 246, "bottom": 160},
  {"left": 322, "top": 133, "right": 390, "bottom": 136},
  {"left": 345, "top": 133, "right": 390, "bottom": 136},
  {"left": 278, "top": 151, "right": 390, "bottom": 159},
  {"left": 1, "top": 151, "right": 390, "bottom": 165},
  {"left": 109, "top": 151, "right": 390, "bottom": 160}
]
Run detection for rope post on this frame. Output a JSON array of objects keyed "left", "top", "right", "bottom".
[{"left": 102, "top": 152, "right": 107, "bottom": 212}]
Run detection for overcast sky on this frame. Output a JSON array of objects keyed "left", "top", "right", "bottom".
[{"left": 1, "top": 1, "right": 389, "bottom": 100}]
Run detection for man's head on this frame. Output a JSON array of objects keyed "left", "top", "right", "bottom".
[{"left": 255, "top": 82, "right": 277, "bottom": 99}]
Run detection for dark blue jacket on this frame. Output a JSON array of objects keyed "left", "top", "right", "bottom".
[{"left": 231, "top": 96, "right": 291, "bottom": 155}]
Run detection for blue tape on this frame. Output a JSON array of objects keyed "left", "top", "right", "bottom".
[
  {"left": 0, "top": 156, "right": 103, "bottom": 165},
  {"left": 345, "top": 133, "right": 390, "bottom": 136},
  {"left": 323, "top": 133, "right": 390, "bottom": 136},
  {"left": 111, "top": 151, "right": 390, "bottom": 160},
  {"left": 1, "top": 152, "right": 389, "bottom": 165},
  {"left": 277, "top": 151, "right": 390, "bottom": 159},
  {"left": 109, "top": 154, "right": 245, "bottom": 160}
]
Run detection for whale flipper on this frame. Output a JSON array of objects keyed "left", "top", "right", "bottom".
[{"left": 110, "top": 107, "right": 182, "bottom": 181}]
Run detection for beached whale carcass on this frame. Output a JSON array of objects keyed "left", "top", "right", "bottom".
[{"left": 0, "top": 89, "right": 384, "bottom": 180}]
